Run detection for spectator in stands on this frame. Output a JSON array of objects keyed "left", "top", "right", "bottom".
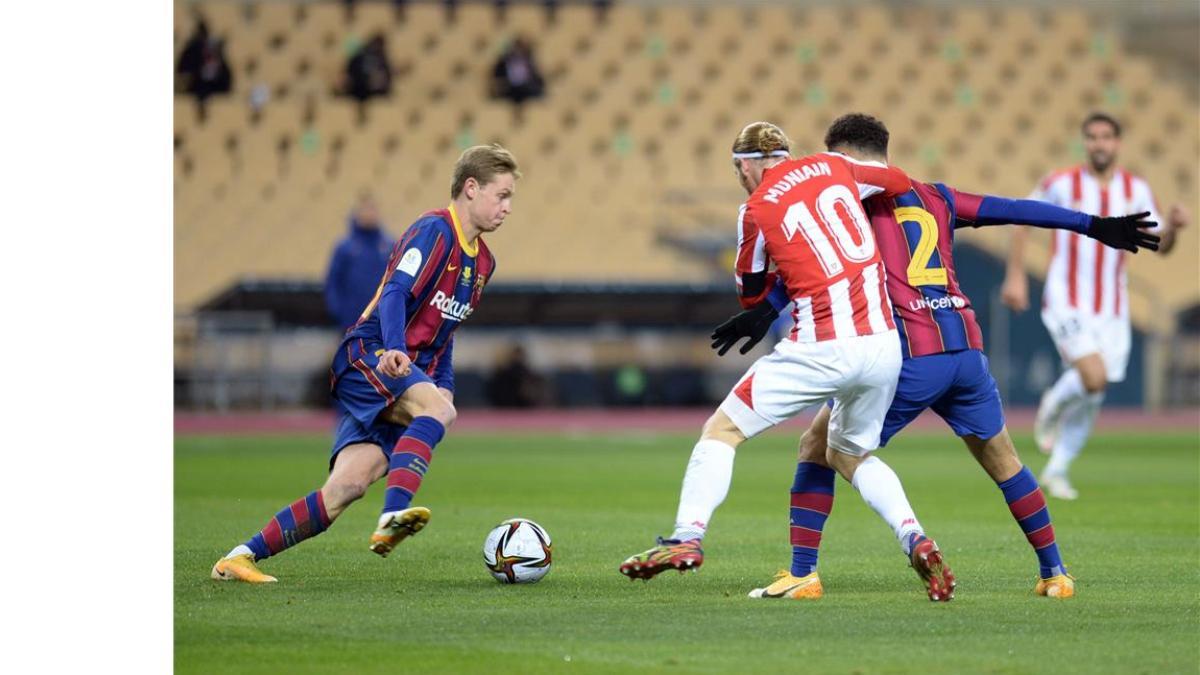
[
  {"left": 490, "top": 36, "right": 545, "bottom": 105},
  {"left": 176, "top": 18, "right": 233, "bottom": 102},
  {"left": 324, "top": 196, "right": 394, "bottom": 329},
  {"left": 486, "top": 345, "right": 545, "bottom": 407},
  {"left": 176, "top": 17, "right": 210, "bottom": 82},
  {"left": 344, "top": 33, "right": 393, "bottom": 102}
]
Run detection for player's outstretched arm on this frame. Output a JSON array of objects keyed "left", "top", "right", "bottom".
[
  {"left": 1085, "top": 212, "right": 1160, "bottom": 253},
  {"left": 950, "top": 189, "right": 1160, "bottom": 253}
]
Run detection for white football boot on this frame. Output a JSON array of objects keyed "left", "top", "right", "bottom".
[{"left": 1040, "top": 472, "right": 1078, "bottom": 501}]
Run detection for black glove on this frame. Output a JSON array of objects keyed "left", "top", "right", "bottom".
[
  {"left": 1086, "top": 211, "right": 1160, "bottom": 253},
  {"left": 711, "top": 301, "right": 780, "bottom": 356}
]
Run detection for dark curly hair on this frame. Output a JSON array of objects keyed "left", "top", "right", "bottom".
[
  {"left": 1081, "top": 111, "right": 1121, "bottom": 138},
  {"left": 824, "top": 113, "right": 890, "bottom": 157}
]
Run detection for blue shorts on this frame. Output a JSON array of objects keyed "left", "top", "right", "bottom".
[
  {"left": 328, "top": 338, "right": 434, "bottom": 468},
  {"left": 879, "top": 349, "right": 1005, "bottom": 447}
]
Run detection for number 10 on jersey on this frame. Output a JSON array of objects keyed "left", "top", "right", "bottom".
[{"left": 781, "top": 184, "right": 876, "bottom": 278}]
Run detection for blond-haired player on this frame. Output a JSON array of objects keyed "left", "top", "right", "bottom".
[
  {"left": 619, "top": 123, "right": 955, "bottom": 601},
  {"left": 213, "top": 145, "right": 519, "bottom": 582}
]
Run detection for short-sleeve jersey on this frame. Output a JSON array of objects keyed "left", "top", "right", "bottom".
[
  {"left": 1031, "top": 166, "right": 1160, "bottom": 318},
  {"left": 736, "top": 152, "right": 909, "bottom": 343}
]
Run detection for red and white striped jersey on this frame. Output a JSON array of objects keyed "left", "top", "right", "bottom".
[
  {"left": 736, "top": 152, "right": 911, "bottom": 343},
  {"left": 1032, "top": 166, "right": 1163, "bottom": 318}
]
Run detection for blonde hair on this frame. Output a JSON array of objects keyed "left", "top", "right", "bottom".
[
  {"left": 731, "top": 122, "right": 792, "bottom": 160},
  {"left": 451, "top": 144, "right": 521, "bottom": 199}
]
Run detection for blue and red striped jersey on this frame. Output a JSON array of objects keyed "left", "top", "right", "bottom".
[
  {"left": 343, "top": 205, "right": 495, "bottom": 390},
  {"left": 864, "top": 181, "right": 985, "bottom": 359}
]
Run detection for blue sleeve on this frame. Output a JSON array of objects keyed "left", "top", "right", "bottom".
[
  {"left": 432, "top": 337, "right": 455, "bottom": 392},
  {"left": 378, "top": 286, "right": 408, "bottom": 351},
  {"left": 324, "top": 244, "right": 348, "bottom": 323},
  {"left": 378, "top": 218, "right": 449, "bottom": 351},
  {"left": 765, "top": 275, "right": 790, "bottom": 312},
  {"left": 939, "top": 184, "right": 1091, "bottom": 233}
]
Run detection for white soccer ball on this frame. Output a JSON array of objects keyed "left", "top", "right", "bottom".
[{"left": 482, "top": 518, "right": 553, "bottom": 584}]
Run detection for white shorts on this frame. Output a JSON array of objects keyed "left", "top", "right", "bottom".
[
  {"left": 719, "top": 330, "right": 902, "bottom": 456},
  {"left": 1040, "top": 305, "right": 1131, "bottom": 382}
]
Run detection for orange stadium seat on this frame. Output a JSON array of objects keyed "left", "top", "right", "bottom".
[
  {"left": 174, "top": 0, "right": 196, "bottom": 35},
  {"left": 199, "top": 1, "right": 244, "bottom": 39},
  {"left": 348, "top": 1, "right": 396, "bottom": 38},
  {"left": 504, "top": 3, "right": 549, "bottom": 37},
  {"left": 398, "top": 3, "right": 444, "bottom": 38},
  {"left": 257, "top": 2, "right": 300, "bottom": 36},
  {"left": 173, "top": 0, "right": 1198, "bottom": 324}
]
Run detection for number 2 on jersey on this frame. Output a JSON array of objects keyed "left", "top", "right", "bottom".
[
  {"left": 894, "top": 206, "right": 948, "bottom": 287},
  {"left": 781, "top": 183, "right": 876, "bottom": 278}
]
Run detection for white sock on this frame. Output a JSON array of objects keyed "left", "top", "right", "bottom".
[
  {"left": 225, "top": 544, "right": 254, "bottom": 559},
  {"left": 1041, "top": 369, "right": 1087, "bottom": 423},
  {"left": 671, "top": 439, "right": 736, "bottom": 541},
  {"left": 850, "top": 455, "right": 924, "bottom": 554},
  {"left": 1044, "top": 391, "right": 1103, "bottom": 477}
]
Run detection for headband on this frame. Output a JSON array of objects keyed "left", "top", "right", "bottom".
[{"left": 731, "top": 149, "right": 790, "bottom": 159}]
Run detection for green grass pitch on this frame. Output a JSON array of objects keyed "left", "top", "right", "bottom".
[{"left": 176, "top": 429, "right": 1199, "bottom": 674}]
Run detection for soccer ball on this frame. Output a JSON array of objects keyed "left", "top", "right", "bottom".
[{"left": 482, "top": 518, "right": 553, "bottom": 584}]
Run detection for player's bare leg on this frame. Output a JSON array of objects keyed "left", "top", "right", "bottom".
[
  {"left": 212, "top": 444, "right": 386, "bottom": 583},
  {"left": 1073, "top": 355, "right": 1108, "bottom": 394},
  {"left": 620, "top": 410, "right": 744, "bottom": 580},
  {"left": 1039, "top": 354, "right": 1107, "bottom": 499},
  {"left": 964, "top": 430, "right": 1074, "bottom": 598},
  {"left": 1035, "top": 353, "right": 1106, "bottom": 453},
  {"left": 962, "top": 430, "right": 1023, "bottom": 482},
  {"left": 825, "top": 442, "right": 954, "bottom": 601},
  {"left": 798, "top": 411, "right": 832, "bottom": 465},
  {"left": 324, "top": 444, "right": 390, "bottom": 518},
  {"left": 376, "top": 383, "right": 457, "bottom": 427},
  {"left": 369, "top": 383, "right": 456, "bottom": 557}
]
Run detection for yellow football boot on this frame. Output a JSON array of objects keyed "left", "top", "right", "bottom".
[
  {"left": 747, "top": 570, "right": 823, "bottom": 600},
  {"left": 211, "top": 554, "right": 277, "bottom": 583},
  {"left": 1035, "top": 574, "right": 1075, "bottom": 599},
  {"left": 369, "top": 506, "right": 431, "bottom": 557}
]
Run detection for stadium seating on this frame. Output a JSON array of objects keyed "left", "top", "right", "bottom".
[{"left": 174, "top": 1, "right": 1198, "bottom": 329}]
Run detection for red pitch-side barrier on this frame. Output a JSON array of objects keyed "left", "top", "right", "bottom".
[{"left": 175, "top": 407, "right": 1199, "bottom": 436}]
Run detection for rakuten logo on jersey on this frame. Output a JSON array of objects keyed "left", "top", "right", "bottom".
[
  {"left": 429, "top": 290, "right": 474, "bottom": 321},
  {"left": 908, "top": 295, "right": 967, "bottom": 312}
]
